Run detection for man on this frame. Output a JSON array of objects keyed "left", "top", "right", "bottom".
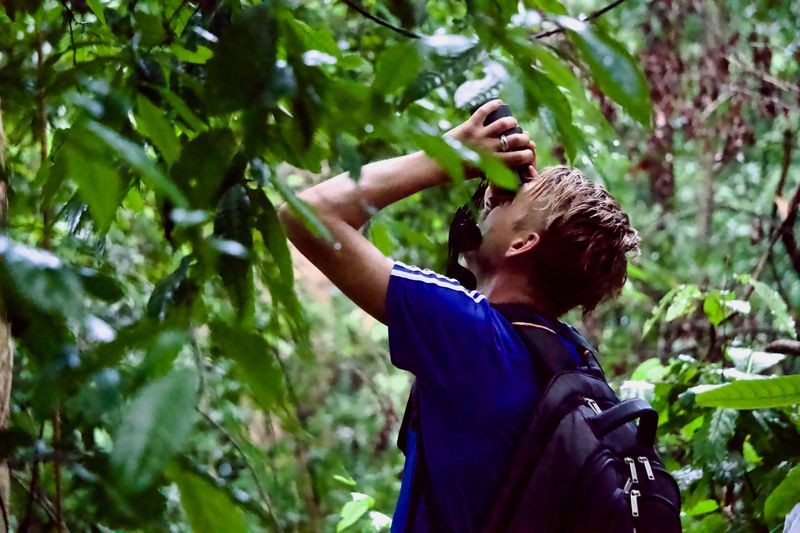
[{"left": 278, "top": 100, "right": 640, "bottom": 531}]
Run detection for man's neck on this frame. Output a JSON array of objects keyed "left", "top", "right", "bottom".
[{"left": 476, "top": 270, "right": 556, "bottom": 316}]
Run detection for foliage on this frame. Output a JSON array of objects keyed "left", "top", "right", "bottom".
[{"left": 0, "top": 0, "right": 799, "bottom": 531}]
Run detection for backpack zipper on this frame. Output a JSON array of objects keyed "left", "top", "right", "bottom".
[
  {"left": 624, "top": 457, "right": 639, "bottom": 484},
  {"left": 584, "top": 397, "right": 602, "bottom": 414},
  {"left": 637, "top": 457, "right": 655, "bottom": 480},
  {"left": 630, "top": 489, "right": 640, "bottom": 518}
]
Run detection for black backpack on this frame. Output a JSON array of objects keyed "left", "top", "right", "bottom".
[{"left": 399, "top": 304, "right": 682, "bottom": 532}]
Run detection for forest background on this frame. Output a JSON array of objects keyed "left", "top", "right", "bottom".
[{"left": 1, "top": 0, "right": 800, "bottom": 531}]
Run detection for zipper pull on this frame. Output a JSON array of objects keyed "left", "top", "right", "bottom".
[
  {"left": 630, "top": 489, "right": 641, "bottom": 518},
  {"left": 623, "top": 477, "right": 633, "bottom": 494},
  {"left": 624, "top": 457, "right": 639, "bottom": 484},
  {"left": 638, "top": 457, "right": 655, "bottom": 480},
  {"left": 584, "top": 398, "right": 602, "bottom": 414}
]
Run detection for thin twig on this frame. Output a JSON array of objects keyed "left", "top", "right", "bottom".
[
  {"left": 339, "top": 0, "right": 421, "bottom": 39},
  {"left": 196, "top": 409, "right": 284, "bottom": 533},
  {"left": 11, "top": 472, "right": 58, "bottom": 524},
  {"left": 749, "top": 180, "right": 800, "bottom": 291},
  {"left": 53, "top": 411, "right": 64, "bottom": 533},
  {"left": 534, "top": 0, "right": 629, "bottom": 38}
]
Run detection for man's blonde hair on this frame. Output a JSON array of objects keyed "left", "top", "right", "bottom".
[{"left": 513, "top": 166, "right": 640, "bottom": 315}]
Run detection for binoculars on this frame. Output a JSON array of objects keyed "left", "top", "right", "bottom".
[{"left": 446, "top": 103, "right": 529, "bottom": 290}]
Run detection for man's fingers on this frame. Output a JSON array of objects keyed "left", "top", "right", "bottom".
[
  {"left": 483, "top": 116, "right": 518, "bottom": 137},
  {"left": 529, "top": 140, "right": 537, "bottom": 170},
  {"left": 500, "top": 149, "right": 535, "bottom": 167},
  {"left": 493, "top": 132, "right": 529, "bottom": 152},
  {"left": 471, "top": 99, "right": 504, "bottom": 125}
]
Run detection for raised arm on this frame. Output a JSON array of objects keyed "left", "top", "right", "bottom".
[{"left": 277, "top": 100, "right": 534, "bottom": 323}]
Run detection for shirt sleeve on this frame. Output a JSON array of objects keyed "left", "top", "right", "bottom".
[{"left": 385, "top": 261, "right": 495, "bottom": 388}]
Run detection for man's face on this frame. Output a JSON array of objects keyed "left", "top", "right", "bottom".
[{"left": 464, "top": 180, "right": 550, "bottom": 281}]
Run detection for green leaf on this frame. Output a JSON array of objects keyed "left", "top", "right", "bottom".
[
  {"left": 686, "top": 499, "right": 719, "bottom": 516},
  {"left": 269, "top": 172, "right": 332, "bottom": 242},
  {"left": 692, "top": 408, "right": 737, "bottom": 463},
  {"left": 214, "top": 185, "right": 254, "bottom": 323},
  {"left": 86, "top": 0, "right": 107, "bottom": 26},
  {"left": 564, "top": 19, "right": 651, "bottom": 126},
  {"left": 765, "top": 465, "right": 800, "bottom": 519},
  {"left": 147, "top": 255, "right": 193, "bottom": 320},
  {"left": 0, "top": 236, "right": 84, "bottom": 318},
  {"left": 206, "top": 3, "right": 278, "bottom": 113},
  {"left": 525, "top": 66, "right": 579, "bottom": 161},
  {"left": 530, "top": 0, "right": 567, "bottom": 15},
  {"left": 250, "top": 188, "right": 294, "bottom": 289},
  {"left": 64, "top": 141, "right": 121, "bottom": 232},
  {"left": 135, "top": 95, "right": 180, "bottom": 166},
  {"left": 664, "top": 284, "right": 702, "bottom": 322},
  {"left": 337, "top": 493, "right": 375, "bottom": 532},
  {"left": 737, "top": 274, "right": 797, "bottom": 338},
  {"left": 172, "top": 467, "right": 248, "bottom": 533},
  {"left": 139, "top": 330, "right": 187, "bottom": 380},
  {"left": 370, "top": 220, "right": 394, "bottom": 255},
  {"left": 412, "top": 134, "right": 465, "bottom": 183},
  {"left": 703, "top": 293, "right": 730, "bottom": 326},
  {"left": 631, "top": 358, "right": 668, "bottom": 381},
  {"left": 133, "top": 11, "right": 166, "bottom": 48},
  {"left": 726, "top": 347, "right": 785, "bottom": 374},
  {"left": 643, "top": 286, "right": 679, "bottom": 336},
  {"left": 440, "top": 136, "right": 517, "bottom": 190},
  {"left": 375, "top": 42, "right": 421, "bottom": 95},
  {"left": 171, "top": 128, "right": 237, "bottom": 209},
  {"left": 111, "top": 368, "right": 199, "bottom": 492},
  {"left": 78, "top": 268, "right": 124, "bottom": 301},
  {"left": 210, "top": 323, "right": 285, "bottom": 412},
  {"left": 695, "top": 375, "right": 800, "bottom": 409},
  {"left": 170, "top": 44, "right": 213, "bottom": 64},
  {"left": 85, "top": 120, "right": 188, "bottom": 207},
  {"left": 400, "top": 44, "right": 482, "bottom": 108}
]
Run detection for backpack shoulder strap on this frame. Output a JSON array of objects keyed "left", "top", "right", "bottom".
[{"left": 493, "top": 303, "right": 603, "bottom": 383}]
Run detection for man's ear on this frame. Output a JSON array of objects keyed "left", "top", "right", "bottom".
[{"left": 506, "top": 232, "right": 540, "bottom": 258}]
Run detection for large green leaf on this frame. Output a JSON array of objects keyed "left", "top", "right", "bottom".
[
  {"left": 692, "top": 409, "right": 737, "bottom": 463},
  {"left": 525, "top": 66, "right": 580, "bottom": 161},
  {"left": 337, "top": 493, "right": 375, "bottom": 532},
  {"left": 375, "top": 42, "right": 421, "bottom": 96},
  {"left": 171, "top": 128, "right": 237, "bottom": 209},
  {"left": 765, "top": 465, "right": 800, "bottom": 519},
  {"left": 111, "top": 368, "right": 199, "bottom": 492},
  {"left": 0, "top": 236, "right": 84, "bottom": 318},
  {"left": 146, "top": 255, "right": 194, "bottom": 320},
  {"left": 63, "top": 140, "right": 121, "bottom": 232},
  {"left": 205, "top": 3, "right": 278, "bottom": 113},
  {"left": 695, "top": 375, "right": 800, "bottom": 409},
  {"left": 172, "top": 467, "right": 248, "bottom": 533},
  {"left": 210, "top": 323, "right": 285, "bottom": 412},
  {"left": 564, "top": 19, "right": 651, "bottom": 126},
  {"left": 85, "top": 120, "right": 188, "bottom": 207},
  {"left": 213, "top": 185, "right": 254, "bottom": 324},
  {"left": 737, "top": 274, "right": 797, "bottom": 338},
  {"left": 135, "top": 95, "right": 180, "bottom": 166}
]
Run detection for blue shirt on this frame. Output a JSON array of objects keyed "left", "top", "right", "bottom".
[{"left": 386, "top": 262, "right": 546, "bottom": 532}]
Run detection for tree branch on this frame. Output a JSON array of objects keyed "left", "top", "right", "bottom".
[
  {"left": 339, "top": 0, "right": 421, "bottom": 39},
  {"left": 196, "top": 409, "right": 283, "bottom": 533},
  {"left": 764, "top": 339, "right": 800, "bottom": 355},
  {"left": 534, "top": 0, "right": 630, "bottom": 39}
]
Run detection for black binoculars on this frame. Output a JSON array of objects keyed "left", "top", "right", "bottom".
[{"left": 446, "top": 103, "right": 530, "bottom": 290}]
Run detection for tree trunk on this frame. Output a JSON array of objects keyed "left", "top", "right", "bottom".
[{"left": 0, "top": 96, "right": 14, "bottom": 531}]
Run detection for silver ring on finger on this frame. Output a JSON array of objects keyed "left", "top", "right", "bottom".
[{"left": 500, "top": 135, "right": 509, "bottom": 152}]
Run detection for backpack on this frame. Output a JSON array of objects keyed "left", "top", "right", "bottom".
[{"left": 398, "top": 304, "right": 682, "bottom": 532}]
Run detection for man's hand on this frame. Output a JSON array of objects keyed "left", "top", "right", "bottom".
[{"left": 446, "top": 100, "right": 538, "bottom": 179}]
